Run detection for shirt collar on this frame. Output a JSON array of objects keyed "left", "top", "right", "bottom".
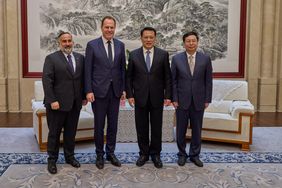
[
  {"left": 143, "top": 47, "right": 154, "bottom": 54},
  {"left": 102, "top": 36, "right": 113, "bottom": 44},
  {"left": 62, "top": 51, "right": 74, "bottom": 58},
  {"left": 186, "top": 51, "right": 197, "bottom": 58}
]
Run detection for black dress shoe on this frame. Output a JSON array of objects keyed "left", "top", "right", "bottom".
[
  {"left": 190, "top": 158, "right": 203, "bottom": 167},
  {"left": 47, "top": 160, "right": 57, "bottom": 174},
  {"left": 96, "top": 155, "right": 104, "bottom": 169},
  {"left": 66, "top": 158, "right": 81, "bottom": 168},
  {"left": 151, "top": 155, "right": 163, "bottom": 168},
  {"left": 136, "top": 155, "right": 149, "bottom": 167},
  {"left": 106, "top": 154, "right": 121, "bottom": 167},
  {"left": 177, "top": 156, "right": 187, "bottom": 166}
]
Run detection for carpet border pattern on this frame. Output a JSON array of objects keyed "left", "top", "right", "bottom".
[{"left": 1, "top": 152, "right": 282, "bottom": 176}]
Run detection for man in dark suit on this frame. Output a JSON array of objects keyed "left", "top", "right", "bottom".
[
  {"left": 171, "top": 31, "right": 213, "bottom": 167},
  {"left": 126, "top": 27, "right": 172, "bottom": 168},
  {"left": 84, "top": 16, "right": 126, "bottom": 169},
  {"left": 42, "top": 31, "right": 86, "bottom": 174}
]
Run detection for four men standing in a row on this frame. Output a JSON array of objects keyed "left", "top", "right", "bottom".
[{"left": 42, "top": 16, "right": 212, "bottom": 174}]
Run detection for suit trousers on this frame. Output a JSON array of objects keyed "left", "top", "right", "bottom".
[
  {"left": 135, "top": 99, "right": 163, "bottom": 157},
  {"left": 176, "top": 99, "right": 204, "bottom": 159},
  {"left": 92, "top": 83, "right": 120, "bottom": 156},
  {"left": 46, "top": 101, "right": 80, "bottom": 162}
]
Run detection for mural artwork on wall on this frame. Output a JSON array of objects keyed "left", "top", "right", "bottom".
[{"left": 21, "top": 0, "right": 246, "bottom": 78}]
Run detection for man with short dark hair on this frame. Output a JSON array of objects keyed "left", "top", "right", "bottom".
[
  {"left": 126, "top": 27, "right": 172, "bottom": 168},
  {"left": 42, "top": 31, "right": 86, "bottom": 174},
  {"left": 84, "top": 16, "right": 126, "bottom": 169},
  {"left": 171, "top": 31, "right": 213, "bottom": 167}
]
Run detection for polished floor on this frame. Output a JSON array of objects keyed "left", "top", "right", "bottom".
[
  {"left": 253, "top": 112, "right": 282, "bottom": 127},
  {"left": 0, "top": 112, "right": 281, "bottom": 127}
]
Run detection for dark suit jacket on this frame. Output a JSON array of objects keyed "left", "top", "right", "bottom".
[
  {"left": 126, "top": 47, "right": 172, "bottom": 107},
  {"left": 84, "top": 37, "right": 126, "bottom": 98},
  {"left": 42, "top": 50, "right": 85, "bottom": 111},
  {"left": 171, "top": 51, "right": 213, "bottom": 111}
]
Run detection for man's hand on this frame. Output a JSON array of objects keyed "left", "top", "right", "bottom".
[
  {"left": 86, "top": 92, "right": 95, "bottom": 102},
  {"left": 51, "top": 101, "right": 60, "bottom": 110},
  {"left": 82, "top": 100, "right": 88, "bottom": 106},
  {"left": 121, "top": 91, "right": 126, "bottom": 100},
  {"left": 128, "top": 98, "right": 135, "bottom": 107},
  {"left": 172, "top": 102, "right": 179, "bottom": 109},
  {"left": 164, "top": 99, "right": 171, "bottom": 106},
  {"left": 205, "top": 103, "right": 209, "bottom": 109}
]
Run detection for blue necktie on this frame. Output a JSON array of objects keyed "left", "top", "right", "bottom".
[
  {"left": 67, "top": 54, "right": 74, "bottom": 73},
  {"left": 145, "top": 50, "right": 151, "bottom": 71},
  {"left": 107, "top": 41, "right": 113, "bottom": 63}
]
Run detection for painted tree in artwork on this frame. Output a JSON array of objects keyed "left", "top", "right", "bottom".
[
  {"left": 196, "top": 2, "right": 228, "bottom": 60},
  {"left": 179, "top": 1, "right": 228, "bottom": 60}
]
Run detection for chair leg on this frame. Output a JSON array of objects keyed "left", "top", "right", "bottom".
[
  {"left": 40, "top": 142, "right": 47, "bottom": 152},
  {"left": 241, "top": 143, "right": 250, "bottom": 151}
]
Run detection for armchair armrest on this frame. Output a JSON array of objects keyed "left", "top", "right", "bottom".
[
  {"left": 31, "top": 100, "right": 46, "bottom": 114},
  {"left": 230, "top": 100, "right": 254, "bottom": 119}
]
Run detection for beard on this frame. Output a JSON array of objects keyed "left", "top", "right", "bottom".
[{"left": 62, "top": 46, "right": 73, "bottom": 54}]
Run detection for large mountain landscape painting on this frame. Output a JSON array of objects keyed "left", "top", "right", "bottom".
[
  {"left": 39, "top": 0, "right": 228, "bottom": 60},
  {"left": 24, "top": 0, "right": 245, "bottom": 76}
]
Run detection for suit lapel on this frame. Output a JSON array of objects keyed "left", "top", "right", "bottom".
[
  {"left": 181, "top": 52, "right": 192, "bottom": 77},
  {"left": 113, "top": 38, "right": 118, "bottom": 65},
  {"left": 58, "top": 51, "right": 73, "bottom": 76},
  {"left": 193, "top": 52, "right": 201, "bottom": 76},
  {"left": 98, "top": 37, "right": 111, "bottom": 67},
  {"left": 73, "top": 52, "right": 81, "bottom": 76},
  {"left": 137, "top": 47, "right": 148, "bottom": 72},
  {"left": 150, "top": 47, "right": 157, "bottom": 72}
]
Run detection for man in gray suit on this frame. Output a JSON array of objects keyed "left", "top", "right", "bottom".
[
  {"left": 84, "top": 16, "right": 126, "bottom": 169},
  {"left": 171, "top": 31, "right": 213, "bottom": 167},
  {"left": 42, "top": 31, "right": 86, "bottom": 174}
]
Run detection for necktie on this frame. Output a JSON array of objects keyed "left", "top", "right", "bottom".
[
  {"left": 145, "top": 50, "right": 151, "bottom": 71},
  {"left": 107, "top": 41, "right": 113, "bottom": 63},
  {"left": 67, "top": 54, "right": 74, "bottom": 73},
  {"left": 189, "top": 55, "right": 194, "bottom": 75}
]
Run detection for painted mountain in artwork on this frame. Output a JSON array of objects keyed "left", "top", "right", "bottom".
[{"left": 39, "top": 0, "right": 228, "bottom": 60}]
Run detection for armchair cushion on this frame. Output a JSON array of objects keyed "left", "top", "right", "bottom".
[
  {"left": 205, "top": 100, "right": 232, "bottom": 114},
  {"left": 203, "top": 112, "right": 238, "bottom": 131}
]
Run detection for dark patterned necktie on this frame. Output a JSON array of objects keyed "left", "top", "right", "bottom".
[
  {"left": 107, "top": 41, "right": 113, "bottom": 63},
  {"left": 67, "top": 54, "right": 74, "bottom": 73}
]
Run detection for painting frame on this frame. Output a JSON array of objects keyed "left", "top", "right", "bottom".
[{"left": 21, "top": 0, "right": 247, "bottom": 78}]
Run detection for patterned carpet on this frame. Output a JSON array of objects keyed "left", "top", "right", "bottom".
[
  {"left": 1, "top": 152, "right": 282, "bottom": 187},
  {"left": 1, "top": 127, "right": 282, "bottom": 187}
]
